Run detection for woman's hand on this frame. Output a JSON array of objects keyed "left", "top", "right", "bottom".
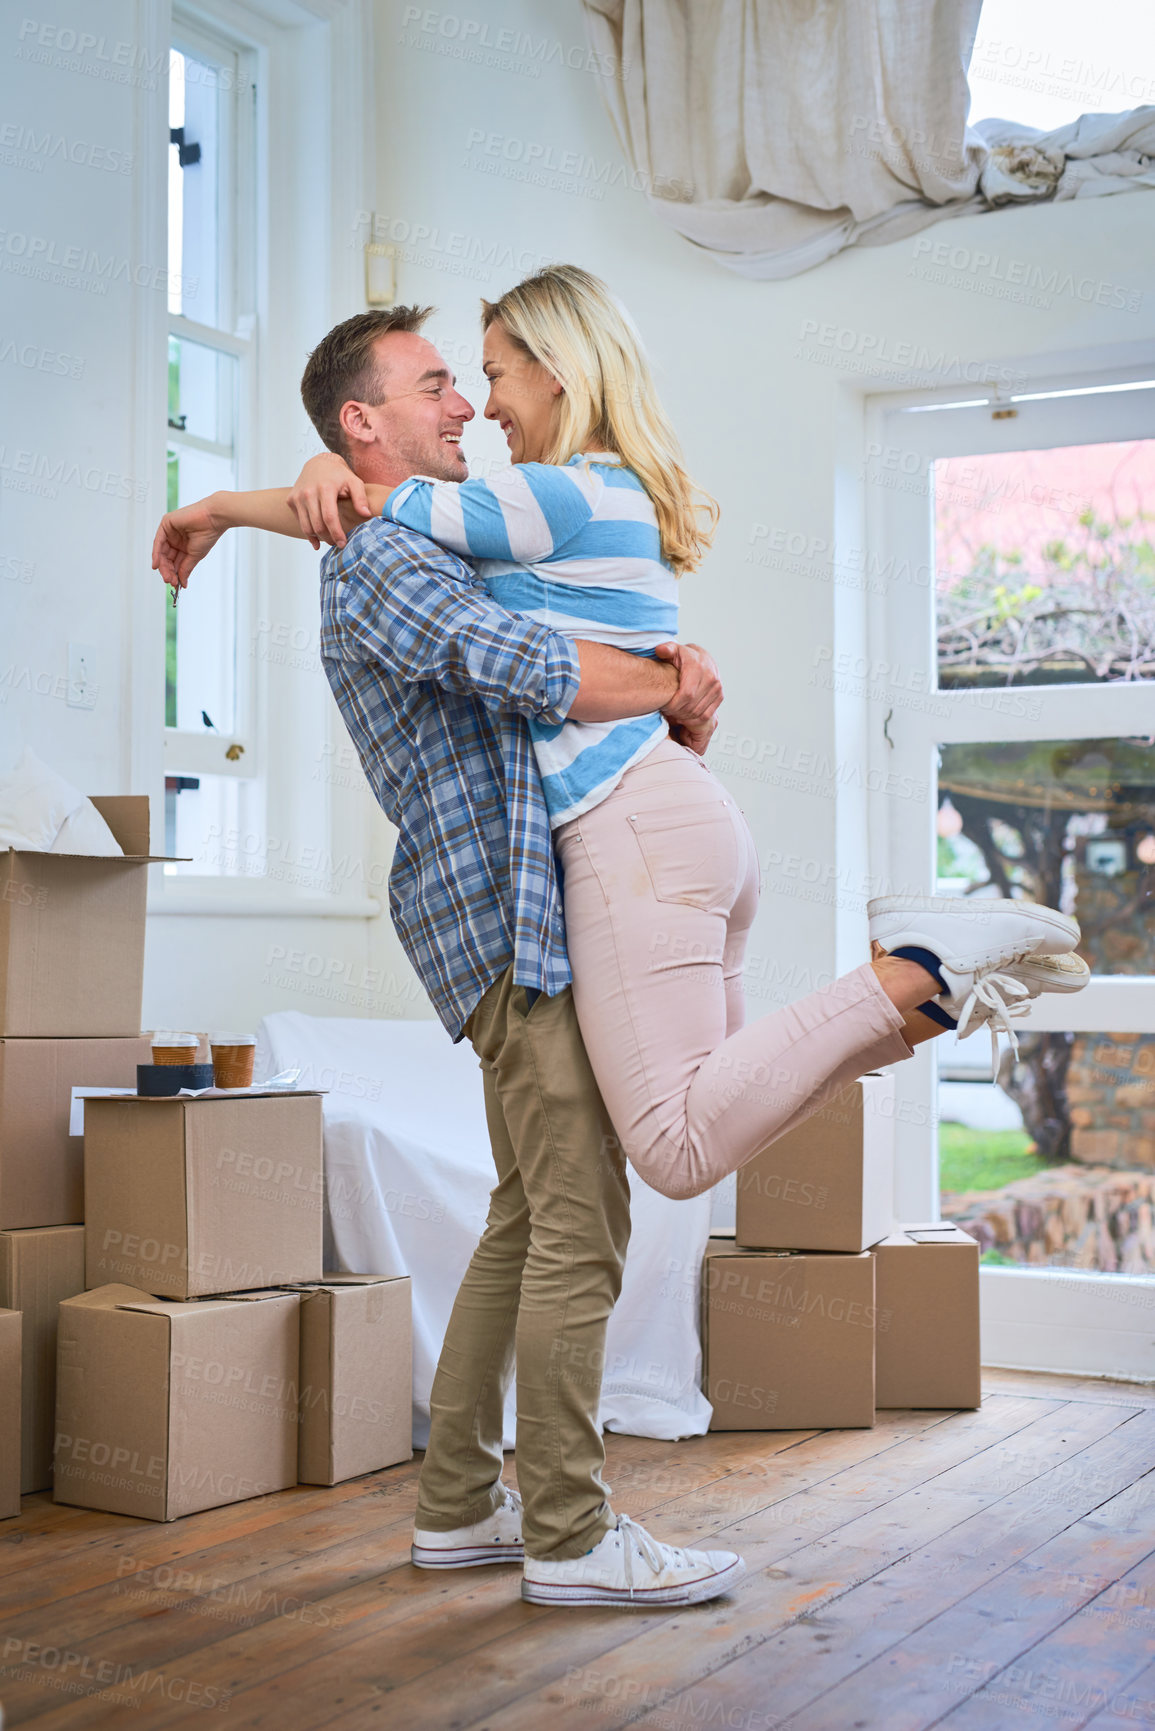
[
  {"left": 152, "top": 495, "right": 229, "bottom": 592},
  {"left": 287, "top": 453, "right": 373, "bottom": 550},
  {"left": 668, "top": 716, "right": 719, "bottom": 757}
]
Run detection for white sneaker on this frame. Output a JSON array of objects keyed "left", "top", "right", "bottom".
[
  {"left": 869, "top": 895, "right": 1081, "bottom": 1067},
  {"left": 521, "top": 1515, "right": 746, "bottom": 1607},
  {"left": 944, "top": 950, "right": 1090, "bottom": 1066},
  {"left": 411, "top": 1485, "right": 524, "bottom": 1569}
]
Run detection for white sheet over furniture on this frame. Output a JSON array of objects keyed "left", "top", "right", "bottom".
[{"left": 255, "top": 1012, "right": 714, "bottom": 1446}]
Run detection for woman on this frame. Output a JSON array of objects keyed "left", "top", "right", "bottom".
[{"left": 154, "top": 266, "right": 1086, "bottom": 1199}]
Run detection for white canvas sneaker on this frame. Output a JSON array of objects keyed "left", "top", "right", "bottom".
[
  {"left": 411, "top": 1485, "right": 524, "bottom": 1569},
  {"left": 521, "top": 1515, "right": 746, "bottom": 1607}
]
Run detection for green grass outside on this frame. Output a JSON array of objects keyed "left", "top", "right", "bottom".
[{"left": 938, "top": 1123, "right": 1045, "bottom": 1195}]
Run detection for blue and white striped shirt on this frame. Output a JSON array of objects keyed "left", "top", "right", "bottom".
[
  {"left": 384, "top": 452, "right": 677, "bottom": 826},
  {"left": 319, "top": 517, "right": 580, "bottom": 1040}
]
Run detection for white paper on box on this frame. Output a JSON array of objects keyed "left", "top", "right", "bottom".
[{"left": 69, "top": 1087, "right": 135, "bottom": 1136}]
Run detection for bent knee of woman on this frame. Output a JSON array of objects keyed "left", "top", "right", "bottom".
[{"left": 626, "top": 1133, "right": 714, "bottom": 1202}]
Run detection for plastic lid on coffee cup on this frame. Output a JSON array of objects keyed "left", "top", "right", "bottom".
[
  {"left": 209, "top": 1032, "right": 256, "bottom": 1045},
  {"left": 152, "top": 1031, "right": 199, "bottom": 1045}
]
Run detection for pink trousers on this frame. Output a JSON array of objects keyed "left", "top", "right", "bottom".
[{"left": 553, "top": 739, "right": 914, "bottom": 1200}]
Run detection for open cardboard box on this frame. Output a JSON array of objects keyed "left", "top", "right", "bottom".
[{"left": 0, "top": 796, "right": 177, "bottom": 1037}]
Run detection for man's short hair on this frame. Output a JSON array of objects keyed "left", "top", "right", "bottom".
[{"left": 300, "top": 306, "right": 434, "bottom": 457}]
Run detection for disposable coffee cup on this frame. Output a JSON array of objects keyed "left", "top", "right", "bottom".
[
  {"left": 210, "top": 1033, "right": 256, "bottom": 1090},
  {"left": 152, "top": 1031, "right": 200, "bottom": 1066}
]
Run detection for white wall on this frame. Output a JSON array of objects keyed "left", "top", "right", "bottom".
[
  {"left": 0, "top": 0, "right": 408, "bottom": 1037},
  {"left": 372, "top": 0, "right": 1155, "bottom": 1006},
  {"left": 3, "top": 0, "right": 1152, "bottom": 1039}
]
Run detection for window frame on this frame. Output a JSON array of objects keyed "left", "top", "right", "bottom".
[
  {"left": 165, "top": 21, "right": 259, "bottom": 810},
  {"left": 861, "top": 350, "right": 1155, "bottom": 1373}
]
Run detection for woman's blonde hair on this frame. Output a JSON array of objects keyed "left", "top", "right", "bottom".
[{"left": 481, "top": 265, "right": 718, "bottom": 576}]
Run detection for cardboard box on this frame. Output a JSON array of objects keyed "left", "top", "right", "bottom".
[
  {"left": 874, "top": 1223, "right": 981, "bottom": 1410},
  {"left": 0, "top": 1225, "right": 85, "bottom": 1490},
  {"left": 85, "top": 1093, "right": 324, "bottom": 1299},
  {"left": 0, "top": 1308, "right": 20, "bottom": 1518},
  {"left": 0, "top": 796, "right": 171, "bottom": 1037},
  {"left": 54, "top": 1284, "right": 300, "bottom": 1520},
  {"left": 292, "top": 1275, "right": 413, "bottom": 1485},
  {"left": 0, "top": 1035, "right": 152, "bottom": 1227},
  {"left": 703, "top": 1236, "right": 875, "bottom": 1430},
  {"left": 735, "top": 1073, "right": 895, "bottom": 1253}
]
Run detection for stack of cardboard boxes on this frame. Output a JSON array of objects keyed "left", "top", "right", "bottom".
[
  {"left": 702, "top": 1073, "right": 981, "bottom": 1430},
  {"left": 0, "top": 797, "right": 154, "bottom": 1517},
  {"left": 0, "top": 796, "right": 413, "bottom": 1525}
]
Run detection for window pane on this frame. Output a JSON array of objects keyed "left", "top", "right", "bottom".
[
  {"left": 168, "top": 333, "right": 235, "bottom": 445},
  {"left": 168, "top": 46, "right": 224, "bottom": 325},
  {"left": 166, "top": 444, "right": 237, "bottom": 735},
  {"left": 164, "top": 773, "right": 266, "bottom": 879},
  {"left": 968, "top": 0, "right": 1155, "bottom": 135},
  {"left": 937, "top": 737, "right": 1155, "bottom": 978},
  {"left": 937, "top": 733, "right": 1155, "bottom": 1275},
  {"left": 935, "top": 440, "right": 1155, "bottom": 689},
  {"left": 939, "top": 1038, "right": 1155, "bottom": 1275}
]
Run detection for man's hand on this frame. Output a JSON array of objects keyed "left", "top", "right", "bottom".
[
  {"left": 288, "top": 453, "right": 373, "bottom": 551},
  {"left": 152, "top": 495, "right": 229, "bottom": 592},
  {"left": 654, "top": 641, "right": 723, "bottom": 755}
]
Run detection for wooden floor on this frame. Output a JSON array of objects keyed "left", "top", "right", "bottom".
[{"left": 2, "top": 1369, "right": 1154, "bottom": 1730}]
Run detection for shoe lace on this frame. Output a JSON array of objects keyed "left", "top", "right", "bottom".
[
  {"left": 954, "top": 964, "right": 1033, "bottom": 1069},
  {"left": 617, "top": 1515, "right": 680, "bottom": 1596},
  {"left": 500, "top": 1486, "right": 523, "bottom": 1517}
]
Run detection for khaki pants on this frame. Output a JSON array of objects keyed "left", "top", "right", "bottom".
[{"left": 414, "top": 969, "right": 631, "bottom": 1561}]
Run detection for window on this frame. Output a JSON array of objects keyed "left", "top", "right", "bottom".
[
  {"left": 867, "top": 370, "right": 1155, "bottom": 1368},
  {"left": 968, "top": 0, "right": 1155, "bottom": 134},
  {"left": 139, "top": 0, "right": 376, "bottom": 918},
  {"left": 164, "top": 26, "right": 263, "bottom": 876}
]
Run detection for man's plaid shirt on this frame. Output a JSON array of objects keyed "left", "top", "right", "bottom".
[{"left": 319, "top": 516, "right": 581, "bottom": 1040}]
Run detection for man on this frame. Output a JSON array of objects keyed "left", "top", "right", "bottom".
[{"left": 154, "top": 306, "right": 745, "bottom": 1607}]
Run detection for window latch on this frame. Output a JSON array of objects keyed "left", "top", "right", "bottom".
[{"left": 170, "top": 126, "right": 201, "bottom": 167}]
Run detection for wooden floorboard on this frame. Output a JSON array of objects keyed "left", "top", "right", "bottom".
[
  {"left": 642, "top": 1413, "right": 1155, "bottom": 1731},
  {"left": 0, "top": 1371, "right": 1151, "bottom": 1731}
]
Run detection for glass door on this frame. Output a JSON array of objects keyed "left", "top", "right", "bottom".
[{"left": 868, "top": 374, "right": 1155, "bottom": 1377}]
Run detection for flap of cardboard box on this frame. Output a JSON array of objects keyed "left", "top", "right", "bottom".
[
  {"left": 92, "top": 796, "right": 150, "bottom": 856},
  {"left": 90, "top": 1089, "right": 325, "bottom": 1106},
  {"left": 886, "top": 1223, "right": 979, "bottom": 1247},
  {"left": 3, "top": 794, "right": 185, "bottom": 863},
  {"left": 64, "top": 1284, "right": 157, "bottom": 1312},
  {"left": 115, "top": 1289, "right": 298, "bottom": 1316},
  {"left": 282, "top": 1274, "right": 402, "bottom": 1292}
]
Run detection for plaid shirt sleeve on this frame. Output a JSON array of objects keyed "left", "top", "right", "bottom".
[{"left": 333, "top": 521, "right": 581, "bottom": 724}]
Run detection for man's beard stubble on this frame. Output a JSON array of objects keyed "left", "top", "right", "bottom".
[{"left": 390, "top": 426, "right": 468, "bottom": 485}]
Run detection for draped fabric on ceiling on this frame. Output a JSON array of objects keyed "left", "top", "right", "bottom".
[{"left": 581, "top": 0, "right": 1155, "bottom": 279}]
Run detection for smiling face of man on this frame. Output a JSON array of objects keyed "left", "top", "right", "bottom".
[{"left": 340, "top": 331, "right": 476, "bottom": 483}]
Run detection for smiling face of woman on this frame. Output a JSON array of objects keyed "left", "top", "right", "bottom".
[{"left": 481, "top": 320, "right": 563, "bottom": 465}]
